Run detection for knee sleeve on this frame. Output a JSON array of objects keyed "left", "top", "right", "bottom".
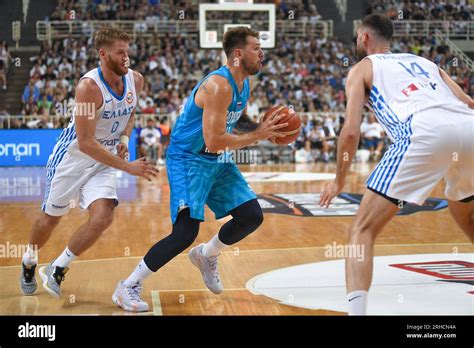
[
  {"left": 218, "top": 199, "right": 263, "bottom": 245},
  {"left": 144, "top": 208, "right": 200, "bottom": 272}
]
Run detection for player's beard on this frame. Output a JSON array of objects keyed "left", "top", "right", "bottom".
[
  {"left": 356, "top": 44, "right": 368, "bottom": 62},
  {"left": 242, "top": 58, "right": 260, "bottom": 75},
  {"left": 106, "top": 54, "right": 128, "bottom": 76}
]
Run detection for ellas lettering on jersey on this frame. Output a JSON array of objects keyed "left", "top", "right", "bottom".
[{"left": 102, "top": 106, "right": 134, "bottom": 119}]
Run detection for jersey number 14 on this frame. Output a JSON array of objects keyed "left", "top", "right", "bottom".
[{"left": 398, "top": 62, "right": 430, "bottom": 79}]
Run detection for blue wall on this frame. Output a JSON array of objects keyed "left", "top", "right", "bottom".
[{"left": 0, "top": 129, "right": 137, "bottom": 166}]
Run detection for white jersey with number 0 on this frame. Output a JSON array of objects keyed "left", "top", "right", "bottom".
[{"left": 41, "top": 67, "right": 137, "bottom": 216}]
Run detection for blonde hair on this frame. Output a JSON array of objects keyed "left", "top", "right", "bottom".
[{"left": 94, "top": 26, "right": 130, "bottom": 49}]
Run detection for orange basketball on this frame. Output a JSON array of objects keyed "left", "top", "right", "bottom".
[{"left": 262, "top": 105, "right": 301, "bottom": 145}]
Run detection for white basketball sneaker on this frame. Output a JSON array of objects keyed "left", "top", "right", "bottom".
[
  {"left": 188, "top": 243, "right": 224, "bottom": 294},
  {"left": 112, "top": 280, "right": 149, "bottom": 312}
]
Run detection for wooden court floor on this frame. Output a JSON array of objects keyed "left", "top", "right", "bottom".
[{"left": 0, "top": 163, "right": 472, "bottom": 315}]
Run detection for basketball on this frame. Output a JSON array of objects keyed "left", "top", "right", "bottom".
[{"left": 262, "top": 105, "right": 301, "bottom": 145}]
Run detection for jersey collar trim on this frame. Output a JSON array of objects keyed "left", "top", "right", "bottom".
[{"left": 98, "top": 66, "right": 127, "bottom": 101}]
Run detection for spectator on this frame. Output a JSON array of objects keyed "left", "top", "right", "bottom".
[
  {"left": 157, "top": 116, "right": 171, "bottom": 150},
  {"left": 308, "top": 119, "right": 331, "bottom": 162},
  {"left": 295, "top": 139, "right": 314, "bottom": 163},
  {"left": 9, "top": 118, "right": 29, "bottom": 129},
  {"left": 140, "top": 118, "right": 164, "bottom": 165},
  {"left": 27, "top": 115, "right": 53, "bottom": 129},
  {"left": 141, "top": 100, "right": 156, "bottom": 114},
  {"left": 360, "top": 114, "right": 385, "bottom": 161},
  {"left": 0, "top": 58, "right": 6, "bottom": 90},
  {"left": 247, "top": 95, "right": 259, "bottom": 118},
  {"left": 58, "top": 57, "right": 73, "bottom": 75},
  {"left": 137, "top": 90, "right": 154, "bottom": 113},
  {"left": 30, "top": 59, "right": 46, "bottom": 78},
  {"left": 0, "top": 41, "right": 11, "bottom": 71},
  {"left": 22, "top": 80, "right": 40, "bottom": 107}
]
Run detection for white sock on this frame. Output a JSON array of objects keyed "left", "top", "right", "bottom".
[
  {"left": 51, "top": 246, "right": 76, "bottom": 268},
  {"left": 124, "top": 259, "right": 153, "bottom": 286},
  {"left": 347, "top": 290, "right": 368, "bottom": 315},
  {"left": 202, "top": 233, "right": 228, "bottom": 257},
  {"left": 22, "top": 245, "right": 38, "bottom": 266}
]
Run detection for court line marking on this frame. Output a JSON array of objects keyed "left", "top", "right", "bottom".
[
  {"left": 151, "top": 290, "right": 162, "bottom": 316},
  {"left": 155, "top": 288, "right": 247, "bottom": 293},
  {"left": 0, "top": 243, "right": 471, "bottom": 269},
  {"left": 150, "top": 287, "right": 253, "bottom": 315}
]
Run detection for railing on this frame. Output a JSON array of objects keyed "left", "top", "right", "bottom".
[
  {"left": 36, "top": 19, "right": 334, "bottom": 43},
  {"left": 353, "top": 20, "right": 474, "bottom": 39},
  {"left": 335, "top": 0, "right": 347, "bottom": 22},
  {"left": 0, "top": 113, "right": 172, "bottom": 130},
  {"left": 1, "top": 110, "right": 359, "bottom": 130},
  {"left": 434, "top": 29, "right": 474, "bottom": 71}
]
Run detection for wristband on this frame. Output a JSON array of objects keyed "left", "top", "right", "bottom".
[{"left": 119, "top": 135, "right": 129, "bottom": 145}]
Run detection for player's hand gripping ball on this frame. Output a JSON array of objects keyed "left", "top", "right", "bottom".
[{"left": 262, "top": 105, "right": 301, "bottom": 145}]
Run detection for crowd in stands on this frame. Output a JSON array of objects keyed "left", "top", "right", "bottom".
[
  {"left": 368, "top": 0, "right": 473, "bottom": 20},
  {"left": 5, "top": 0, "right": 474, "bottom": 164},
  {"left": 18, "top": 34, "right": 353, "bottom": 126},
  {"left": 49, "top": 0, "right": 323, "bottom": 22},
  {"left": 50, "top": 0, "right": 199, "bottom": 21}
]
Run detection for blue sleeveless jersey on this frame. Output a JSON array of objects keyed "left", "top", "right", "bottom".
[{"left": 167, "top": 66, "right": 250, "bottom": 161}]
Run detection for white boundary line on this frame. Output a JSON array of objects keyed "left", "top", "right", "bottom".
[
  {"left": 151, "top": 290, "right": 162, "bottom": 316},
  {"left": 0, "top": 243, "right": 471, "bottom": 269}
]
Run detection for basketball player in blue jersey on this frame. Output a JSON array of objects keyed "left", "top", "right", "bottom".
[
  {"left": 113, "top": 27, "right": 288, "bottom": 312},
  {"left": 320, "top": 14, "right": 474, "bottom": 315},
  {"left": 19, "top": 27, "right": 158, "bottom": 298}
]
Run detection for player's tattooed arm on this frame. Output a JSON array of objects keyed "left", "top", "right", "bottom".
[
  {"left": 198, "top": 75, "right": 286, "bottom": 152},
  {"left": 234, "top": 110, "right": 259, "bottom": 133},
  {"left": 438, "top": 68, "right": 474, "bottom": 109},
  {"left": 199, "top": 78, "right": 211, "bottom": 94},
  {"left": 235, "top": 77, "right": 259, "bottom": 133}
]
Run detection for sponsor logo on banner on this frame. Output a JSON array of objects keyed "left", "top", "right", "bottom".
[
  {"left": 0, "top": 129, "right": 138, "bottom": 167},
  {"left": 256, "top": 193, "right": 447, "bottom": 217}
]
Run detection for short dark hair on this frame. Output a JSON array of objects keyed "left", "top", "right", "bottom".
[
  {"left": 222, "top": 26, "right": 259, "bottom": 57},
  {"left": 360, "top": 13, "right": 394, "bottom": 41}
]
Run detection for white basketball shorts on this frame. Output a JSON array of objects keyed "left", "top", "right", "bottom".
[
  {"left": 366, "top": 106, "right": 473, "bottom": 205},
  {"left": 41, "top": 150, "right": 118, "bottom": 216}
]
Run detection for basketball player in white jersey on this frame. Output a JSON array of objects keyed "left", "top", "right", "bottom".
[
  {"left": 20, "top": 26, "right": 158, "bottom": 297},
  {"left": 320, "top": 14, "right": 473, "bottom": 315}
]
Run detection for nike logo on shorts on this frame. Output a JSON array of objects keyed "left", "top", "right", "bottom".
[{"left": 348, "top": 296, "right": 361, "bottom": 302}]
